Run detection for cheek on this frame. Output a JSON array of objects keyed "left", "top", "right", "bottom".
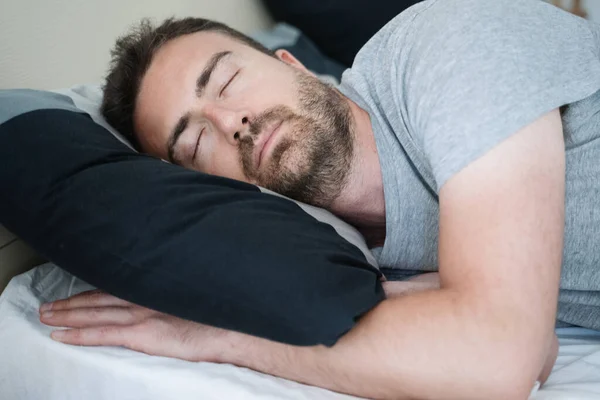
[
  {"left": 243, "top": 71, "right": 299, "bottom": 111},
  {"left": 202, "top": 140, "right": 248, "bottom": 183},
  {"left": 213, "top": 157, "right": 248, "bottom": 183}
]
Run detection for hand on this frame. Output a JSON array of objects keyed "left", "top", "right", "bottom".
[
  {"left": 39, "top": 289, "right": 239, "bottom": 363},
  {"left": 383, "top": 272, "right": 440, "bottom": 298}
]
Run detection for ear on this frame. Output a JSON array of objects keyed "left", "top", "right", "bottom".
[{"left": 275, "top": 49, "right": 316, "bottom": 77}]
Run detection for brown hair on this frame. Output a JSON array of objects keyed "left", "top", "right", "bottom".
[{"left": 101, "top": 17, "right": 275, "bottom": 150}]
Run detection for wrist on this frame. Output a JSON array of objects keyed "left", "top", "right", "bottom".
[
  {"left": 227, "top": 332, "right": 333, "bottom": 389},
  {"left": 218, "top": 329, "right": 259, "bottom": 365}
]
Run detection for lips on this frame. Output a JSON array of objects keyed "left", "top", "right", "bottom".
[{"left": 255, "top": 120, "right": 283, "bottom": 169}]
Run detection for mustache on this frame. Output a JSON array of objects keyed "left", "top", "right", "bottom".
[
  {"left": 248, "top": 105, "right": 297, "bottom": 138},
  {"left": 238, "top": 105, "right": 299, "bottom": 179}
]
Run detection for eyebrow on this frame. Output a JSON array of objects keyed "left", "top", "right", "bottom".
[
  {"left": 166, "top": 50, "right": 232, "bottom": 163},
  {"left": 167, "top": 112, "right": 190, "bottom": 163},
  {"left": 196, "top": 50, "right": 231, "bottom": 98}
]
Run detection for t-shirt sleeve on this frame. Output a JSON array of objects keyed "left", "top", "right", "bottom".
[{"left": 403, "top": 0, "right": 600, "bottom": 190}]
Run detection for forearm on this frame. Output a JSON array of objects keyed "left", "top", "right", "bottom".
[
  {"left": 539, "top": 333, "right": 559, "bottom": 385},
  {"left": 230, "top": 289, "right": 550, "bottom": 400}
]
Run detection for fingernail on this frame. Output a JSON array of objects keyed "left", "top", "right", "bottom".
[
  {"left": 40, "top": 303, "right": 53, "bottom": 312},
  {"left": 51, "top": 330, "right": 65, "bottom": 340},
  {"left": 42, "top": 311, "right": 54, "bottom": 318}
]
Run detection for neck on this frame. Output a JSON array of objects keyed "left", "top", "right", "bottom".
[{"left": 328, "top": 98, "right": 386, "bottom": 244}]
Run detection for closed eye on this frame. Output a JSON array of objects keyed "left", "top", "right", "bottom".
[
  {"left": 219, "top": 70, "right": 239, "bottom": 97},
  {"left": 192, "top": 127, "right": 205, "bottom": 161}
]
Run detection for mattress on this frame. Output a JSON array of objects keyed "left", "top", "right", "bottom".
[{"left": 1, "top": 263, "right": 600, "bottom": 400}]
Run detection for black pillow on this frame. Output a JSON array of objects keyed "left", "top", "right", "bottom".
[
  {"left": 0, "top": 89, "right": 384, "bottom": 346},
  {"left": 262, "top": 0, "right": 422, "bottom": 67}
]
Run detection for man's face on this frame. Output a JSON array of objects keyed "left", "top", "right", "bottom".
[{"left": 134, "top": 31, "right": 354, "bottom": 207}]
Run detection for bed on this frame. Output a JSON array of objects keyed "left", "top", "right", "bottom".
[
  {"left": 2, "top": 1, "right": 600, "bottom": 399},
  {"left": 1, "top": 263, "right": 600, "bottom": 399}
]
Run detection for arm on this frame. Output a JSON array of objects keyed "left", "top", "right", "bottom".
[
  {"left": 41, "top": 110, "right": 565, "bottom": 399},
  {"left": 234, "top": 110, "right": 564, "bottom": 399},
  {"left": 380, "top": 274, "right": 558, "bottom": 386},
  {"left": 42, "top": 271, "right": 558, "bottom": 391}
]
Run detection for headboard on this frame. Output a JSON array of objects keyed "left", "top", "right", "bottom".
[{"left": 0, "top": 0, "right": 273, "bottom": 90}]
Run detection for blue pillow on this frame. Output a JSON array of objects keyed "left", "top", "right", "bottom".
[{"left": 0, "top": 88, "right": 384, "bottom": 346}]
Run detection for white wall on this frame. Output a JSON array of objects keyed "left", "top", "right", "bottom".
[
  {"left": 2, "top": 1, "right": 597, "bottom": 90},
  {"left": 0, "top": 0, "right": 273, "bottom": 90}
]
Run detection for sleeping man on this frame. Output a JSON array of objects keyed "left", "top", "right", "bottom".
[{"left": 39, "top": 0, "right": 600, "bottom": 398}]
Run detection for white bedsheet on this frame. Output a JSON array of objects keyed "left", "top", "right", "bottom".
[{"left": 1, "top": 264, "right": 600, "bottom": 400}]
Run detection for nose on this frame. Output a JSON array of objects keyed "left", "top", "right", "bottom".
[{"left": 203, "top": 103, "right": 250, "bottom": 146}]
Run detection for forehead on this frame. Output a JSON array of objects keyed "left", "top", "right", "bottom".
[{"left": 134, "top": 31, "right": 250, "bottom": 154}]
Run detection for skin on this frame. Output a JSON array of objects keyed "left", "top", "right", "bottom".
[
  {"left": 133, "top": 31, "right": 386, "bottom": 238},
  {"left": 40, "top": 31, "right": 563, "bottom": 399}
]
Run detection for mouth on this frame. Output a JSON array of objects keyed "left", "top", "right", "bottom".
[{"left": 256, "top": 120, "right": 283, "bottom": 169}]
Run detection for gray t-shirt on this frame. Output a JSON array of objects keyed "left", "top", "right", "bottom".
[{"left": 338, "top": 0, "right": 600, "bottom": 329}]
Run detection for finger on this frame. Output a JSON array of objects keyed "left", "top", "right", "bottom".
[
  {"left": 407, "top": 272, "right": 440, "bottom": 284},
  {"left": 41, "top": 289, "right": 132, "bottom": 312},
  {"left": 40, "top": 306, "right": 149, "bottom": 328},
  {"left": 383, "top": 281, "right": 435, "bottom": 298},
  {"left": 50, "top": 325, "right": 171, "bottom": 359},
  {"left": 50, "top": 325, "right": 133, "bottom": 348}
]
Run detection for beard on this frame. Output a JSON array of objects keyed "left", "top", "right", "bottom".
[{"left": 237, "top": 72, "right": 355, "bottom": 208}]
